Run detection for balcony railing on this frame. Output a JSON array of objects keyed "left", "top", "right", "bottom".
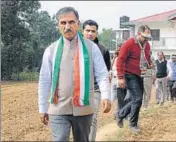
[{"left": 150, "top": 37, "right": 176, "bottom": 50}]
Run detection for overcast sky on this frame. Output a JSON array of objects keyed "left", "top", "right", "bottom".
[{"left": 40, "top": 1, "right": 176, "bottom": 32}]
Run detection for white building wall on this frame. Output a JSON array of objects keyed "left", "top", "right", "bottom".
[{"left": 134, "top": 21, "right": 176, "bottom": 59}]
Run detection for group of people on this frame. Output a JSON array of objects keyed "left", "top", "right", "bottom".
[
  {"left": 38, "top": 6, "right": 176, "bottom": 141},
  {"left": 155, "top": 51, "right": 176, "bottom": 104},
  {"left": 110, "top": 42, "right": 176, "bottom": 133}
]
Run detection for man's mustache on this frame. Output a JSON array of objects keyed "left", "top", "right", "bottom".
[{"left": 64, "top": 29, "right": 73, "bottom": 33}]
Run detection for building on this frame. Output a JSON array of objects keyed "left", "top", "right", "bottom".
[{"left": 118, "top": 9, "right": 176, "bottom": 60}]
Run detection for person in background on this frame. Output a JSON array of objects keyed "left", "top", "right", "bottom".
[
  {"left": 116, "top": 25, "right": 152, "bottom": 134},
  {"left": 38, "top": 7, "right": 111, "bottom": 141},
  {"left": 143, "top": 51, "right": 156, "bottom": 109},
  {"left": 111, "top": 44, "right": 132, "bottom": 121},
  {"left": 82, "top": 19, "right": 111, "bottom": 141},
  {"left": 110, "top": 44, "right": 124, "bottom": 120},
  {"left": 172, "top": 81, "right": 176, "bottom": 102},
  {"left": 167, "top": 54, "right": 176, "bottom": 103},
  {"left": 155, "top": 51, "right": 168, "bottom": 106}
]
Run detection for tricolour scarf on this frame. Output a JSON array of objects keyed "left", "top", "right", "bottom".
[{"left": 49, "top": 31, "right": 90, "bottom": 106}]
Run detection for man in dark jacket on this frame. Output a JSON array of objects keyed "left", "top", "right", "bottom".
[{"left": 82, "top": 19, "right": 111, "bottom": 141}]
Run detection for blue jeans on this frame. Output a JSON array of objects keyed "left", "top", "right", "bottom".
[
  {"left": 49, "top": 114, "right": 93, "bottom": 141},
  {"left": 118, "top": 74, "right": 144, "bottom": 127}
]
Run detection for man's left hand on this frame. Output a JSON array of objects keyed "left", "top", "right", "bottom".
[
  {"left": 149, "top": 63, "right": 155, "bottom": 69},
  {"left": 101, "top": 99, "right": 111, "bottom": 113}
]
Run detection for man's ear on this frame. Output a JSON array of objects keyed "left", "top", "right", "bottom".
[
  {"left": 77, "top": 20, "right": 80, "bottom": 26},
  {"left": 97, "top": 31, "right": 98, "bottom": 35}
]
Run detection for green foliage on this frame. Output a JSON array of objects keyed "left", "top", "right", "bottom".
[
  {"left": 19, "top": 72, "right": 39, "bottom": 81},
  {"left": 98, "top": 28, "right": 116, "bottom": 51},
  {"left": 1, "top": 0, "right": 60, "bottom": 80},
  {"left": 11, "top": 72, "right": 39, "bottom": 81}
]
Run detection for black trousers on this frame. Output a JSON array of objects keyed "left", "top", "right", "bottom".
[
  {"left": 118, "top": 74, "right": 144, "bottom": 127},
  {"left": 168, "top": 80, "right": 176, "bottom": 100},
  {"left": 117, "top": 88, "right": 127, "bottom": 111}
]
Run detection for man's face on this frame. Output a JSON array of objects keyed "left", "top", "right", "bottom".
[
  {"left": 82, "top": 25, "right": 97, "bottom": 41},
  {"left": 58, "top": 12, "right": 80, "bottom": 40},
  {"left": 158, "top": 52, "right": 164, "bottom": 60},
  {"left": 138, "top": 29, "right": 151, "bottom": 43}
]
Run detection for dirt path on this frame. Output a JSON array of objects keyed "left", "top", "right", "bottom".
[{"left": 96, "top": 102, "right": 176, "bottom": 141}]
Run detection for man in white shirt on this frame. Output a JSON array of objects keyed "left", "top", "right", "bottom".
[
  {"left": 155, "top": 51, "right": 168, "bottom": 105},
  {"left": 38, "top": 7, "right": 111, "bottom": 141}
]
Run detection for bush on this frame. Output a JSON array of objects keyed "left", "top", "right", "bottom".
[
  {"left": 19, "top": 72, "right": 39, "bottom": 81},
  {"left": 11, "top": 72, "right": 39, "bottom": 81}
]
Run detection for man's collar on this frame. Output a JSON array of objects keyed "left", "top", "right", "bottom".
[
  {"left": 134, "top": 36, "right": 138, "bottom": 43},
  {"left": 134, "top": 36, "right": 146, "bottom": 49},
  {"left": 158, "top": 59, "right": 165, "bottom": 63}
]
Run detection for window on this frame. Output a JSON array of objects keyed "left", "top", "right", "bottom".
[{"left": 151, "top": 29, "right": 160, "bottom": 41}]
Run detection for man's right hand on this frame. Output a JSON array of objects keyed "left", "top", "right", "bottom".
[
  {"left": 40, "top": 113, "right": 49, "bottom": 125},
  {"left": 118, "top": 78, "right": 126, "bottom": 88},
  {"left": 101, "top": 99, "right": 111, "bottom": 113}
]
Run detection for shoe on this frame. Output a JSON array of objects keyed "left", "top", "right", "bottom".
[
  {"left": 130, "top": 126, "right": 141, "bottom": 134},
  {"left": 117, "top": 116, "right": 124, "bottom": 128},
  {"left": 156, "top": 102, "right": 159, "bottom": 105}
]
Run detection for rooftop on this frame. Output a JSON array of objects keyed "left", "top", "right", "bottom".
[
  {"left": 132, "top": 9, "right": 176, "bottom": 22},
  {"left": 123, "top": 9, "right": 176, "bottom": 26}
]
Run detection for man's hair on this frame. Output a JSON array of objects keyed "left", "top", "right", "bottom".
[
  {"left": 157, "top": 51, "right": 165, "bottom": 59},
  {"left": 56, "top": 7, "right": 79, "bottom": 21},
  {"left": 115, "top": 43, "right": 123, "bottom": 56},
  {"left": 117, "top": 43, "right": 122, "bottom": 48},
  {"left": 83, "top": 19, "right": 99, "bottom": 30},
  {"left": 157, "top": 51, "right": 164, "bottom": 56},
  {"left": 138, "top": 25, "right": 151, "bottom": 33}
]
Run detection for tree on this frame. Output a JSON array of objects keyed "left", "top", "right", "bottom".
[
  {"left": 98, "top": 28, "right": 116, "bottom": 51},
  {"left": 26, "top": 10, "right": 60, "bottom": 71},
  {"left": 1, "top": 0, "right": 40, "bottom": 79},
  {"left": 1, "top": 0, "right": 60, "bottom": 80}
]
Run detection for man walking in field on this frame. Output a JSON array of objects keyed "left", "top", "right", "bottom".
[
  {"left": 38, "top": 7, "right": 111, "bottom": 141},
  {"left": 155, "top": 51, "right": 168, "bottom": 105},
  {"left": 167, "top": 54, "right": 176, "bottom": 103},
  {"left": 143, "top": 51, "right": 156, "bottom": 109},
  {"left": 82, "top": 19, "right": 111, "bottom": 141},
  {"left": 116, "top": 25, "right": 152, "bottom": 134}
]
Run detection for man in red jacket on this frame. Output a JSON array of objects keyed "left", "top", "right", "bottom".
[{"left": 116, "top": 25, "right": 152, "bottom": 134}]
